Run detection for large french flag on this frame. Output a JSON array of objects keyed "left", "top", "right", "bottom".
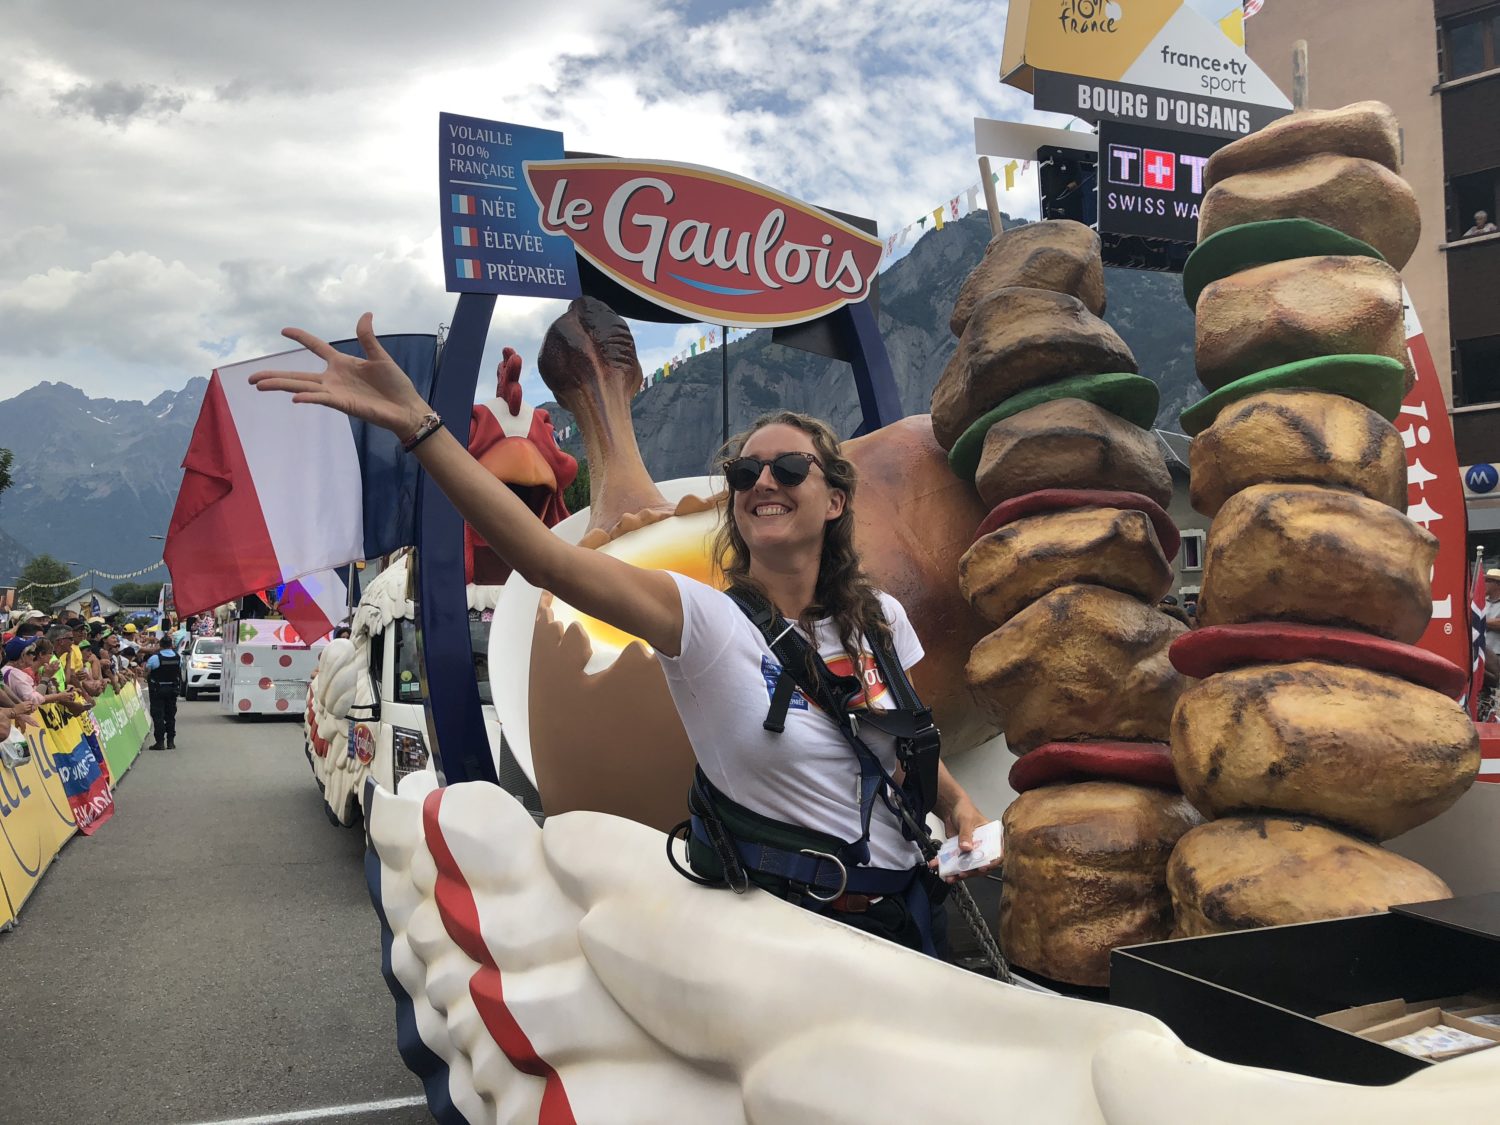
[{"left": 165, "top": 334, "right": 437, "bottom": 632}]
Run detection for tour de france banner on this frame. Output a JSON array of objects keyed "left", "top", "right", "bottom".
[
  {"left": 37, "top": 703, "right": 114, "bottom": 835},
  {"left": 0, "top": 730, "right": 78, "bottom": 926},
  {"left": 1001, "top": 0, "right": 1291, "bottom": 137}
]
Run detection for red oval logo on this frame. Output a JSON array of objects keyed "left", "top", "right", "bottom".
[
  {"left": 524, "top": 159, "right": 882, "bottom": 327},
  {"left": 353, "top": 723, "right": 375, "bottom": 764}
]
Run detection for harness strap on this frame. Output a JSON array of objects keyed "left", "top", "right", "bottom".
[
  {"left": 725, "top": 586, "right": 887, "bottom": 861},
  {"left": 687, "top": 814, "right": 916, "bottom": 898}
]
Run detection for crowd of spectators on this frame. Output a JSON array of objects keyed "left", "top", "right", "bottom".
[{"left": 0, "top": 607, "right": 187, "bottom": 745}]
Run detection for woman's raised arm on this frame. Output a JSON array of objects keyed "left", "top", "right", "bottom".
[{"left": 249, "top": 314, "right": 685, "bottom": 656}]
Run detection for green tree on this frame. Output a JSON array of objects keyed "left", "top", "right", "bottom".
[
  {"left": 111, "top": 581, "right": 164, "bottom": 605},
  {"left": 0, "top": 448, "right": 13, "bottom": 499},
  {"left": 563, "top": 458, "right": 591, "bottom": 515},
  {"left": 18, "top": 554, "right": 77, "bottom": 602}
]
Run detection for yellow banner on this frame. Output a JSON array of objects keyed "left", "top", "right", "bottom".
[
  {"left": 1002, "top": 0, "right": 1286, "bottom": 114},
  {"left": 0, "top": 725, "right": 78, "bottom": 923},
  {"left": 1020, "top": 0, "right": 1181, "bottom": 83}
]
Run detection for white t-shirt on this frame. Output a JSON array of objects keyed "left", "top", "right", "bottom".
[{"left": 657, "top": 572, "right": 926, "bottom": 869}]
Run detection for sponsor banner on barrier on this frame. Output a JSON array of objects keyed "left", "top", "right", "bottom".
[
  {"left": 92, "top": 683, "right": 149, "bottom": 780},
  {"left": 39, "top": 703, "right": 114, "bottom": 836},
  {"left": 0, "top": 728, "right": 78, "bottom": 924}
]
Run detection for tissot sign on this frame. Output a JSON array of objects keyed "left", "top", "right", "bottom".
[
  {"left": 1099, "top": 121, "right": 1226, "bottom": 241},
  {"left": 523, "top": 159, "right": 883, "bottom": 327},
  {"left": 1400, "top": 292, "right": 1469, "bottom": 679}
]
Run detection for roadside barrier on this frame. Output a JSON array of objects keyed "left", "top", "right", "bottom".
[{"left": 0, "top": 682, "right": 152, "bottom": 929}]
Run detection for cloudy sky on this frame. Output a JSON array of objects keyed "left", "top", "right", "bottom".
[{"left": 1, "top": 0, "right": 1063, "bottom": 409}]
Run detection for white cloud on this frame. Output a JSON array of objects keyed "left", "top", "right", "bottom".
[{"left": 1, "top": 0, "right": 1060, "bottom": 409}]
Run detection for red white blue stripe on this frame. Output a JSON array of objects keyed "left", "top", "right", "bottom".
[{"left": 165, "top": 337, "right": 436, "bottom": 635}]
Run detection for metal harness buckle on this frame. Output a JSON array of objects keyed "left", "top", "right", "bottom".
[{"left": 797, "top": 849, "right": 848, "bottom": 903}]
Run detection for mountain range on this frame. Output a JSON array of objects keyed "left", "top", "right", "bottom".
[
  {"left": 543, "top": 210, "right": 1202, "bottom": 480},
  {"left": 0, "top": 210, "right": 1201, "bottom": 591},
  {"left": 0, "top": 379, "right": 207, "bottom": 594}
]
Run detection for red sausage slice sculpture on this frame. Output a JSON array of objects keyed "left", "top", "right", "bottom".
[
  {"left": 973, "top": 488, "right": 1181, "bottom": 560},
  {"left": 1170, "top": 622, "right": 1468, "bottom": 698},
  {"left": 1009, "top": 741, "right": 1178, "bottom": 794}
]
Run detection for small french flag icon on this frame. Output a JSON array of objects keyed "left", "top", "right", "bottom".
[
  {"left": 456, "top": 258, "right": 481, "bottom": 280},
  {"left": 451, "top": 194, "right": 476, "bottom": 215},
  {"left": 453, "top": 227, "right": 478, "bottom": 247}
]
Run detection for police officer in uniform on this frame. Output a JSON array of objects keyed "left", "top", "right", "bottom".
[{"left": 146, "top": 631, "right": 181, "bottom": 749}]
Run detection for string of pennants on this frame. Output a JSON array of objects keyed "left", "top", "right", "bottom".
[
  {"left": 553, "top": 160, "right": 1034, "bottom": 442},
  {"left": 15, "top": 559, "right": 166, "bottom": 596},
  {"left": 881, "top": 159, "right": 1033, "bottom": 261}
]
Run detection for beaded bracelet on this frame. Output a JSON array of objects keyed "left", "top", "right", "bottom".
[{"left": 402, "top": 411, "right": 443, "bottom": 453}]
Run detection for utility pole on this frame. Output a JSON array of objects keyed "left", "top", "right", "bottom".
[
  {"left": 978, "top": 156, "right": 1004, "bottom": 237},
  {"left": 1292, "top": 40, "right": 1309, "bottom": 110}
]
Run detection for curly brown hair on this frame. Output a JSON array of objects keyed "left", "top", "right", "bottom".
[{"left": 711, "top": 411, "right": 891, "bottom": 701}]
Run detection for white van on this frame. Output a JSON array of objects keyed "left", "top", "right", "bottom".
[
  {"left": 221, "top": 618, "right": 327, "bottom": 717},
  {"left": 302, "top": 553, "right": 519, "bottom": 827}
]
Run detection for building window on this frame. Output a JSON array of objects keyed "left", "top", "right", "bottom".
[
  {"left": 1442, "top": 6, "right": 1500, "bottom": 80},
  {"left": 1179, "top": 530, "right": 1206, "bottom": 572},
  {"left": 1450, "top": 169, "right": 1500, "bottom": 239},
  {"left": 1456, "top": 335, "right": 1500, "bottom": 406}
]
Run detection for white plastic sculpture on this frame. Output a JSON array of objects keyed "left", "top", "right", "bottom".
[
  {"left": 305, "top": 555, "right": 412, "bottom": 822},
  {"left": 367, "top": 772, "right": 1500, "bottom": 1124}
]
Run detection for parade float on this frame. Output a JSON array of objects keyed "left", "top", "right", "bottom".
[
  {"left": 158, "top": 6, "right": 1499, "bottom": 1115},
  {"left": 351, "top": 94, "right": 1500, "bottom": 1119}
]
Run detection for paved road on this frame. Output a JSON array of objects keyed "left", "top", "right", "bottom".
[{"left": 0, "top": 698, "right": 431, "bottom": 1124}]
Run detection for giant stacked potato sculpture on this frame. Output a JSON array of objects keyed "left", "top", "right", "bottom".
[
  {"left": 1164, "top": 102, "right": 1480, "bottom": 934},
  {"left": 932, "top": 220, "right": 1202, "bottom": 986}
]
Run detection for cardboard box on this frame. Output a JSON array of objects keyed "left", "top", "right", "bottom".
[
  {"left": 1358, "top": 1007, "right": 1500, "bottom": 1060},
  {"left": 1451, "top": 1001, "right": 1500, "bottom": 1031},
  {"left": 1111, "top": 892, "right": 1500, "bottom": 1086},
  {"left": 1316, "top": 998, "right": 1408, "bottom": 1032}
]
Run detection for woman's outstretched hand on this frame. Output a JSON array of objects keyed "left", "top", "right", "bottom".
[{"left": 248, "top": 312, "right": 430, "bottom": 437}]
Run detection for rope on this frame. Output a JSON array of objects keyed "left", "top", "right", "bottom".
[{"left": 886, "top": 797, "right": 1012, "bottom": 984}]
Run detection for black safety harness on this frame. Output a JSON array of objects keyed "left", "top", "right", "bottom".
[{"left": 666, "top": 587, "right": 1010, "bottom": 979}]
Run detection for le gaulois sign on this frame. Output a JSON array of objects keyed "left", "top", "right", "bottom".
[{"left": 523, "top": 159, "right": 883, "bottom": 327}]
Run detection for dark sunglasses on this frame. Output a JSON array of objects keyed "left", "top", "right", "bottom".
[{"left": 723, "top": 452, "right": 821, "bottom": 492}]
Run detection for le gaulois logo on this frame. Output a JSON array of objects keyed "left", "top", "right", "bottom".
[{"left": 523, "top": 159, "right": 883, "bottom": 327}]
